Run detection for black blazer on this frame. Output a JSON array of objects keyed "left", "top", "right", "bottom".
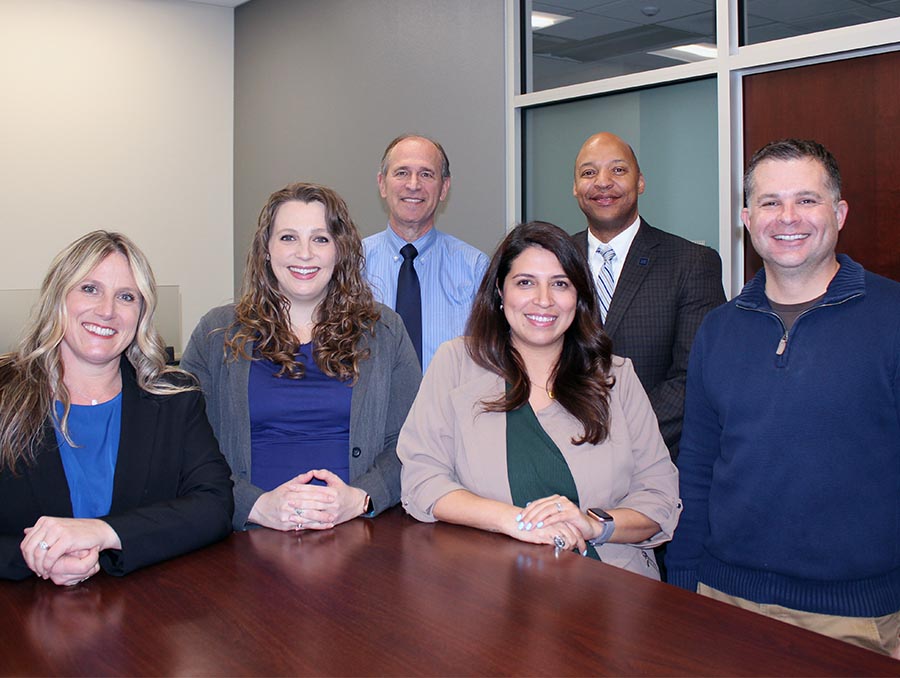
[
  {"left": 0, "top": 359, "right": 234, "bottom": 580},
  {"left": 574, "top": 219, "right": 725, "bottom": 459}
]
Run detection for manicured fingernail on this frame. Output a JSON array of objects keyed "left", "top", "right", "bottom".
[
  {"left": 536, "top": 521, "right": 544, "bottom": 528},
  {"left": 582, "top": 550, "right": 588, "bottom": 557},
  {"left": 517, "top": 521, "right": 525, "bottom": 530},
  {"left": 525, "top": 522, "right": 533, "bottom": 530},
  {"left": 515, "top": 513, "right": 522, "bottom": 521},
  {"left": 526, "top": 501, "right": 532, "bottom": 506}
]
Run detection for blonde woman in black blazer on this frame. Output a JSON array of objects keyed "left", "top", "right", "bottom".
[{"left": 0, "top": 231, "right": 233, "bottom": 585}]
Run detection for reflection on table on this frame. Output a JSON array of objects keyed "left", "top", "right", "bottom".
[{"left": 1, "top": 507, "right": 897, "bottom": 676}]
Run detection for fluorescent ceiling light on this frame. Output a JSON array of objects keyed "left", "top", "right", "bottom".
[
  {"left": 649, "top": 43, "right": 717, "bottom": 62},
  {"left": 532, "top": 11, "right": 572, "bottom": 30}
]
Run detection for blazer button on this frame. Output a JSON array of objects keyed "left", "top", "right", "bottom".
[{"left": 351, "top": 447, "right": 362, "bottom": 458}]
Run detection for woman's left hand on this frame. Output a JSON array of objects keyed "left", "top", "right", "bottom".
[
  {"left": 21, "top": 516, "right": 121, "bottom": 582},
  {"left": 44, "top": 548, "right": 101, "bottom": 586},
  {"left": 293, "top": 470, "right": 368, "bottom": 529}
]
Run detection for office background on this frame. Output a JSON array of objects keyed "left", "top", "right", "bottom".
[
  {"left": 2, "top": 0, "right": 899, "bottom": 354},
  {"left": 0, "top": 0, "right": 506, "bottom": 354}
]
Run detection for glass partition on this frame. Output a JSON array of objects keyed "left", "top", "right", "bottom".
[
  {"left": 523, "top": 77, "right": 719, "bottom": 249},
  {"left": 526, "top": 0, "right": 716, "bottom": 92},
  {"left": 742, "top": 0, "right": 900, "bottom": 45}
]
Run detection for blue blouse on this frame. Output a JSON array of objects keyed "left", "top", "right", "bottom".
[
  {"left": 54, "top": 394, "right": 122, "bottom": 518},
  {"left": 249, "top": 344, "right": 352, "bottom": 491}
]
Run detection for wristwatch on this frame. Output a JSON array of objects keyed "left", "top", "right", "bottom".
[{"left": 587, "top": 507, "right": 615, "bottom": 545}]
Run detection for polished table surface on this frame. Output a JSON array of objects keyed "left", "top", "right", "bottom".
[{"left": 1, "top": 507, "right": 897, "bottom": 677}]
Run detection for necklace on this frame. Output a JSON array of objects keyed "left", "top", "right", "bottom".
[
  {"left": 530, "top": 381, "right": 555, "bottom": 400},
  {"left": 66, "top": 379, "right": 122, "bottom": 407}
]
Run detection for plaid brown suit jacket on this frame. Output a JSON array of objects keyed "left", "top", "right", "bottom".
[{"left": 574, "top": 219, "right": 725, "bottom": 460}]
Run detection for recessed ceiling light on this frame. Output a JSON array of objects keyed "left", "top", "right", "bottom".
[
  {"left": 531, "top": 11, "right": 572, "bottom": 30},
  {"left": 649, "top": 42, "right": 717, "bottom": 62}
]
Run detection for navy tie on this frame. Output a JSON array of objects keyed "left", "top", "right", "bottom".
[{"left": 396, "top": 243, "right": 422, "bottom": 367}]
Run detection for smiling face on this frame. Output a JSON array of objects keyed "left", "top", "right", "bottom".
[
  {"left": 500, "top": 246, "right": 577, "bottom": 358},
  {"left": 742, "top": 157, "right": 847, "bottom": 286},
  {"left": 268, "top": 200, "right": 337, "bottom": 313},
  {"left": 377, "top": 137, "right": 450, "bottom": 240},
  {"left": 60, "top": 252, "right": 141, "bottom": 373},
  {"left": 573, "top": 133, "right": 645, "bottom": 241}
]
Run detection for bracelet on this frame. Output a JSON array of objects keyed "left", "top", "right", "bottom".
[{"left": 588, "top": 519, "right": 615, "bottom": 546}]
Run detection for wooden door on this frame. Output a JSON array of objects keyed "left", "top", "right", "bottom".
[{"left": 743, "top": 51, "right": 900, "bottom": 282}]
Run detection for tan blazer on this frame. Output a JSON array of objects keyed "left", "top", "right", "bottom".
[{"left": 399, "top": 337, "right": 681, "bottom": 578}]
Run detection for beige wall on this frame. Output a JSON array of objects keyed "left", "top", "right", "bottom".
[{"left": 0, "top": 0, "right": 234, "bottom": 352}]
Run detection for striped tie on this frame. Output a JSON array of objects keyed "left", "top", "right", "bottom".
[{"left": 596, "top": 244, "right": 616, "bottom": 323}]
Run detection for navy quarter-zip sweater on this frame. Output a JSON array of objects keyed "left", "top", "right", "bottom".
[{"left": 668, "top": 255, "right": 900, "bottom": 617}]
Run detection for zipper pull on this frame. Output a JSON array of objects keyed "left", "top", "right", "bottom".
[{"left": 776, "top": 332, "right": 788, "bottom": 355}]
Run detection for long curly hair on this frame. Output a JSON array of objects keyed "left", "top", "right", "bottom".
[
  {"left": 226, "top": 182, "right": 379, "bottom": 381},
  {"left": 0, "top": 230, "right": 193, "bottom": 473},
  {"left": 465, "top": 221, "right": 614, "bottom": 445}
]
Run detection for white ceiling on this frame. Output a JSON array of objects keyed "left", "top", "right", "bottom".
[{"left": 184, "top": 0, "right": 250, "bottom": 7}]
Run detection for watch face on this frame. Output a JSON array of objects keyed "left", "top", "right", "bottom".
[{"left": 588, "top": 508, "right": 613, "bottom": 522}]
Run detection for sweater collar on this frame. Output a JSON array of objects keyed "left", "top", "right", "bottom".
[{"left": 736, "top": 253, "right": 865, "bottom": 310}]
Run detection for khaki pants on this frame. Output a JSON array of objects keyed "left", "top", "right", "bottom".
[{"left": 698, "top": 583, "right": 900, "bottom": 658}]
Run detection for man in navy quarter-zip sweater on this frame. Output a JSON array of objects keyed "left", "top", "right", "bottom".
[{"left": 667, "top": 139, "right": 900, "bottom": 657}]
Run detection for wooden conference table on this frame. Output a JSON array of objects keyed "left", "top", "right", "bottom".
[{"left": 1, "top": 507, "right": 897, "bottom": 677}]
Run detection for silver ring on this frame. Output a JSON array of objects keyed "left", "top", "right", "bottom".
[
  {"left": 555, "top": 501, "right": 563, "bottom": 513},
  {"left": 295, "top": 508, "right": 304, "bottom": 517},
  {"left": 39, "top": 541, "right": 49, "bottom": 551},
  {"left": 553, "top": 535, "right": 566, "bottom": 549}
]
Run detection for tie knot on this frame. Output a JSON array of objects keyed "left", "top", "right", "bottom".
[
  {"left": 400, "top": 243, "right": 418, "bottom": 261},
  {"left": 596, "top": 244, "right": 616, "bottom": 264}
]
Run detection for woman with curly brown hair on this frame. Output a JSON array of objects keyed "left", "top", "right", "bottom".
[{"left": 182, "top": 183, "right": 421, "bottom": 532}]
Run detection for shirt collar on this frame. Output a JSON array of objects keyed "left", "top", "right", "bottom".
[
  {"left": 586, "top": 215, "right": 641, "bottom": 261},
  {"left": 384, "top": 224, "right": 438, "bottom": 259}
]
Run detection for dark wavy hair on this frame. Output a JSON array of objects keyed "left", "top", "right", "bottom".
[
  {"left": 226, "top": 183, "right": 379, "bottom": 382},
  {"left": 465, "top": 221, "right": 614, "bottom": 445}
]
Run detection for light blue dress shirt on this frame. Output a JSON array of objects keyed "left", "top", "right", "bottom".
[{"left": 363, "top": 226, "right": 489, "bottom": 372}]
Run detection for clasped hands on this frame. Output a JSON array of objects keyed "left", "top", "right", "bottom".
[
  {"left": 249, "top": 469, "right": 368, "bottom": 532},
  {"left": 510, "top": 495, "right": 602, "bottom": 556},
  {"left": 21, "top": 516, "right": 121, "bottom": 586}
]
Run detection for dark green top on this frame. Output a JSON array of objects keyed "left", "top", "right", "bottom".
[{"left": 506, "top": 401, "right": 599, "bottom": 560}]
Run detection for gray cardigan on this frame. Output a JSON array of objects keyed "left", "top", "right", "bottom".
[{"left": 181, "top": 303, "right": 421, "bottom": 530}]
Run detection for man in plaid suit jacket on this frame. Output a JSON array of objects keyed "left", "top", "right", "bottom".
[{"left": 571, "top": 132, "right": 725, "bottom": 461}]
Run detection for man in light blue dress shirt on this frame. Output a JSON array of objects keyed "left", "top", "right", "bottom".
[{"left": 364, "top": 135, "right": 489, "bottom": 372}]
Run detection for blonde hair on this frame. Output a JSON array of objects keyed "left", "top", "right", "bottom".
[{"left": 0, "top": 230, "right": 194, "bottom": 472}]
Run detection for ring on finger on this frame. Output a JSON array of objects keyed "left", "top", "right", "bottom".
[
  {"left": 295, "top": 508, "right": 304, "bottom": 517},
  {"left": 553, "top": 534, "right": 566, "bottom": 549},
  {"left": 555, "top": 501, "right": 563, "bottom": 513},
  {"left": 39, "top": 541, "right": 50, "bottom": 551}
]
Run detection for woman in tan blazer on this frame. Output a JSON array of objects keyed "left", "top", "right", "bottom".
[{"left": 398, "top": 222, "right": 680, "bottom": 578}]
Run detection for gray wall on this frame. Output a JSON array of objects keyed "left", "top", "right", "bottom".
[{"left": 234, "top": 0, "right": 507, "bottom": 293}]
